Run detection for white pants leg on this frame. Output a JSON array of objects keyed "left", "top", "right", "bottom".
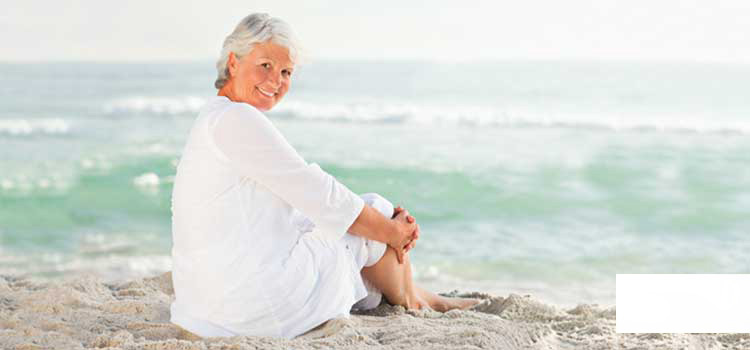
[{"left": 347, "top": 192, "right": 393, "bottom": 310}]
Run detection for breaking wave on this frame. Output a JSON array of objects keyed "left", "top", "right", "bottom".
[{"left": 0, "top": 118, "right": 70, "bottom": 136}]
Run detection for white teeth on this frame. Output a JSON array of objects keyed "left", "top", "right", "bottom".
[{"left": 258, "top": 88, "right": 275, "bottom": 97}]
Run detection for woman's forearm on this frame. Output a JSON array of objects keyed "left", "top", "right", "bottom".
[{"left": 347, "top": 204, "right": 395, "bottom": 244}]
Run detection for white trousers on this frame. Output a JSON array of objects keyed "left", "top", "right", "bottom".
[
  {"left": 344, "top": 193, "right": 393, "bottom": 310},
  {"left": 296, "top": 192, "right": 394, "bottom": 311}
]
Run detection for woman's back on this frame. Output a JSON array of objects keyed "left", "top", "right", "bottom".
[
  {"left": 171, "top": 97, "right": 299, "bottom": 265},
  {"left": 170, "top": 96, "right": 367, "bottom": 338}
]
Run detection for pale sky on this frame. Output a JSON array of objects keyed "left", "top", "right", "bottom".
[{"left": 2, "top": 0, "right": 750, "bottom": 63}]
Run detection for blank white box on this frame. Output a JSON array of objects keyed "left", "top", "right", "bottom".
[{"left": 617, "top": 274, "right": 750, "bottom": 333}]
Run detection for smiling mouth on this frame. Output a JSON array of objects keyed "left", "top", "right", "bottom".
[{"left": 257, "top": 87, "right": 276, "bottom": 98}]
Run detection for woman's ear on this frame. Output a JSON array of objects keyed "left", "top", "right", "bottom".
[{"left": 227, "top": 52, "right": 238, "bottom": 78}]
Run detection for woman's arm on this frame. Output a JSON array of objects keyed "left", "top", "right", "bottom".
[
  {"left": 347, "top": 205, "right": 417, "bottom": 263},
  {"left": 211, "top": 102, "right": 418, "bottom": 262},
  {"left": 211, "top": 103, "right": 365, "bottom": 240}
]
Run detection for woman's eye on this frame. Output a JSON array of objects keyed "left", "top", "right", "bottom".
[{"left": 261, "top": 63, "right": 271, "bottom": 69}]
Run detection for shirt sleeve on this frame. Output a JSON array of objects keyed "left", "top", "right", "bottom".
[{"left": 209, "top": 102, "right": 365, "bottom": 240}]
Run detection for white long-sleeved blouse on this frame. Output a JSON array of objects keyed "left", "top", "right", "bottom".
[{"left": 169, "top": 96, "right": 369, "bottom": 339}]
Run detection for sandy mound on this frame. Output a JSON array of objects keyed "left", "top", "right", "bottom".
[{"left": 0, "top": 272, "right": 746, "bottom": 349}]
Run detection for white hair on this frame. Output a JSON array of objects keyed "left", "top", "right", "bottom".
[{"left": 214, "top": 13, "right": 302, "bottom": 89}]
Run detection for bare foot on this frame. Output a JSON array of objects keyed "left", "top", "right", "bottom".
[
  {"left": 404, "top": 292, "right": 431, "bottom": 310},
  {"left": 415, "top": 295, "right": 431, "bottom": 310},
  {"left": 454, "top": 297, "right": 482, "bottom": 310},
  {"left": 431, "top": 296, "right": 481, "bottom": 312}
]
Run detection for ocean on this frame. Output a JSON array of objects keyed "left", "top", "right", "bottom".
[{"left": 2, "top": 60, "right": 749, "bottom": 307}]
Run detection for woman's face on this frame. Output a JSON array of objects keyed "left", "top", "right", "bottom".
[{"left": 224, "top": 41, "right": 294, "bottom": 111}]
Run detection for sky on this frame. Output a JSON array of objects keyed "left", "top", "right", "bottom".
[{"left": 2, "top": 0, "right": 750, "bottom": 63}]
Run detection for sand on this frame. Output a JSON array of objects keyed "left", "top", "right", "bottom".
[{"left": 0, "top": 272, "right": 748, "bottom": 350}]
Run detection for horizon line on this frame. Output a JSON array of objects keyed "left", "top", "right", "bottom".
[{"left": 2, "top": 56, "right": 750, "bottom": 66}]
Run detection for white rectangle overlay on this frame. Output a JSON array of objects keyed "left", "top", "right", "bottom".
[{"left": 617, "top": 274, "right": 750, "bottom": 333}]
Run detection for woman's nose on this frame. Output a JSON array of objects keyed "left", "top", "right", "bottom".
[{"left": 267, "top": 71, "right": 282, "bottom": 88}]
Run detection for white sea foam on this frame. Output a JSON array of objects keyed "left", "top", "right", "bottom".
[
  {"left": 0, "top": 118, "right": 70, "bottom": 136},
  {"left": 272, "top": 100, "right": 750, "bottom": 134},
  {"left": 132, "top": 173, "right": 160, "bottom": 187},
  {"left": 0, "top": 176, "right": 68, "bottom": 193},
  {"left": 98, "top": 95, "right": 750, "bottom": 134},
  {"left": 104, "top": 96, "right": 206, "bottom": 115},
  {"left": 0, "top": 229, "right": 170, "bottom": 280},
  {"left": 0, "top": 179, "right": 13, "bottom": 190},
  {"left": 80, "top": 156, "right": 113, "bottom": 171},
  {"left": 0, "top": 253, "right": 172, "bottom": 283}
]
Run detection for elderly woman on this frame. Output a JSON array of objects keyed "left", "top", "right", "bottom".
[{"left": 169, "top": 13, "right": 478, "bottom": 339}]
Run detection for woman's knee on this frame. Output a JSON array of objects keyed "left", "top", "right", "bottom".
[
  {"left": 364, "top": 247, "right": 416, "bottom": 308},
  {"left": 364, "top": 239, "right": 387, "bottom": 267},
  {"left": 359, "top": 193, "right": 394, "bottom": 218},
  {"left": 369, "top": 244, "right": 410, "bottom": 270}
]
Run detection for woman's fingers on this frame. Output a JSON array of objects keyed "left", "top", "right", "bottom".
[
  {"left": 403, "top": 239, "right": 416, "bottom": 253},
  {"left": 394, "top": 246, "right": 405, "bottom": 264},
  {"left": 393, "top": 206, "right": 418, "bottom": 225},
  {"left": 392, "top": 206, "right": 403, "bottom": 219},
  {"left": 396, "top": 209, "right": 410, "bottom": 222},
  {"left": 390, "top": 207, "right": 417, "bottom": 262}
]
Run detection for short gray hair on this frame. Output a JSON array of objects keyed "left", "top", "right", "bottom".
[{"left": 214, "top": 13, "right": 302, "bottom": 89}]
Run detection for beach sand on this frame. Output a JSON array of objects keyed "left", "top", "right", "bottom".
[{"left": 1, "top": 272, "right": 747, "bottom": 350}]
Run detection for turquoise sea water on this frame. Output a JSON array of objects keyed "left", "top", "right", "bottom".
[{"left": 1, "top": 61, "right": 749, "bottom": 307}]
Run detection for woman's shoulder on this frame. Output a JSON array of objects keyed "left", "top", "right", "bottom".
[
  {"left": 215, "top": 97, "right": 268, "bottom": 121},
  {"left": 210, "top": 96, "right": 259, "bottom": 114},
  {"left": 204, "top": 96, "right": 269, "bottom": 129}
]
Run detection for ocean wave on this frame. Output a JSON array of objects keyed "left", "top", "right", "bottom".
[
  {"left": 100, "top": 96, "right": 750, "bottom": 134},
  {"left": 0, "top": 118, "right": 70, "bottom": 136},
  {"left": 0, "top": 229, "right": 170, "bottom": 281},
  {"left": 0, "top": 176, "right": 68, "bottom": 193},
  {"left": 132, "top": 172, "right": 174, "bottom": 194},
  {"left": 0, "top": 253, "right": 172, "bottom": 282},
  {"left": 272, "top": 100, "right": 750, "bottom": 135},
  {"left": 103, "top": 96, "right": 206, "bottom": 115}
]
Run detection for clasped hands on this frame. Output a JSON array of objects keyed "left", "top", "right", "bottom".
[{"left": 389, "top": 205, "right": 420, "bottom": 264}]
